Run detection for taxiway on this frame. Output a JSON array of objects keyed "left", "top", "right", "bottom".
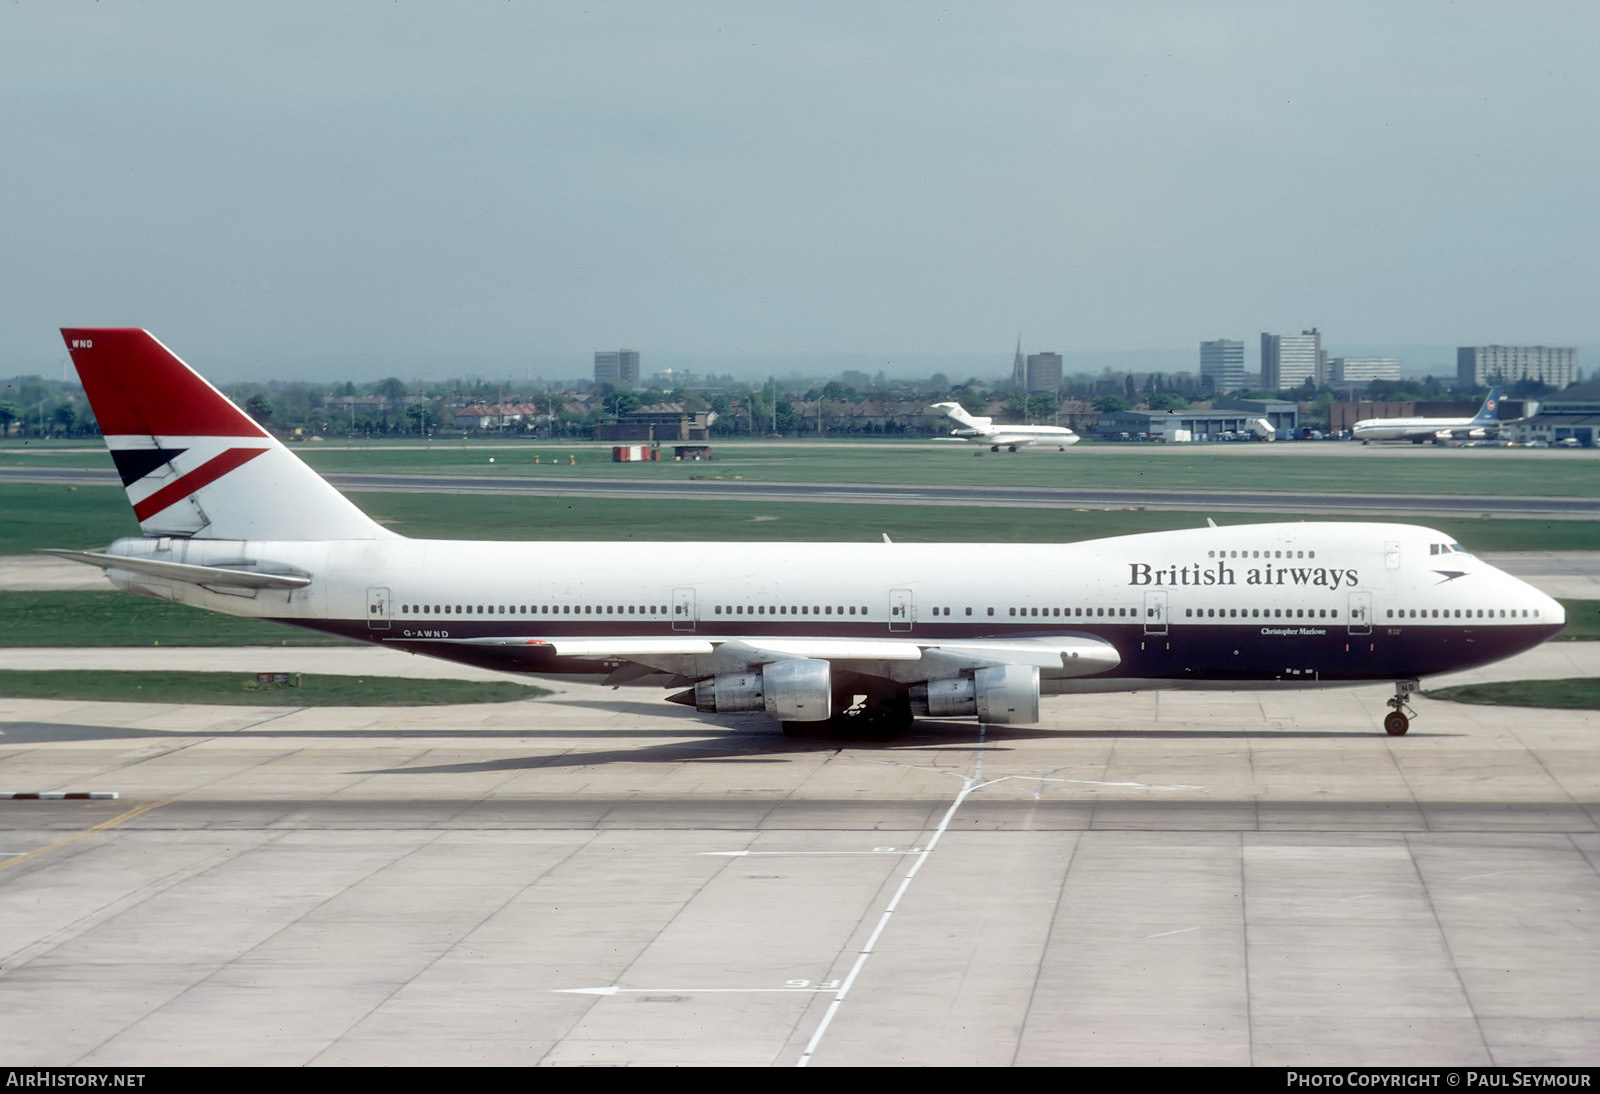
[{"left": 1, "top": 638, "right": 1596, "bottom": 1066}]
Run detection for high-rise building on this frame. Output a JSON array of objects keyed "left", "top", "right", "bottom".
[
  {"left": 1011, "top": 337, "right": 1027, "bottom": 389},
  {"left": 1025, "top": 352, "right": 1062, "bottom": 393},
  {"left": 1261, "top": 328, "right": 1322, "bottom": 389},
  {"left": 594, "top": 350, "right": 641, "bottom": 386},
  {"left": 1457, "top": 346, "right": 1576, "bottom": 389},
  {"left": 1328, "top": 356, "right": 1401, "bottom": 383},
  {"left": 1200, "top": 339, "right": 1246, "bottom": 393}
]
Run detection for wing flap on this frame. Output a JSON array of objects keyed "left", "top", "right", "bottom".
[{"left": 428, "top": 636, "right": 717, "bottom": 657}]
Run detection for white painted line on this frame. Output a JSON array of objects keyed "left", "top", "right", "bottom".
[
  {"left": 797, "top": 774, "right": 989, "bottom": 1067},
  {"left": 1059, "top": 779, "right": 1205, "bottom": 791},
  {"left": 556, "top": 985, "right": 833, "bottom": 996},
  {"left": 700, "top": 849, "right": 922, "bottom": 857}
]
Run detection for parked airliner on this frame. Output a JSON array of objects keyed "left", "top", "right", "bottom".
[
  {"left": 50, "top": 330, "right": 1563, "bottom": 737},
  {"left": 928, "top": 401, "right": 1079, "bottom": 451},
  {"left": 1352, "top": 387, "right": 1503, "bottom": 444}
]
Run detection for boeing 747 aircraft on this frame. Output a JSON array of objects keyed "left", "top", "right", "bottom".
[
  {"left": 928, "top": 401, "right": 1079, "bottom": 451},
  {"left": 49, "top": 330, "right": 1563, "bottom": 737},
  {"left": 1352, "top": 387, "right": 1503, "bottom": 444}
]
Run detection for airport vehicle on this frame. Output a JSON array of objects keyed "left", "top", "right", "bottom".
[
  {"left": 50, "top": 330, "right": 1564, "bottom": 737},
  {"left": 928, "top": 401, "right": 1079, "bottom": 451},
  {"left": 1352, "top": 387, "right": 1503, "bottom": 444}
]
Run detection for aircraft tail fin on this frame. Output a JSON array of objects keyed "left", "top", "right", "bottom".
[
  {"left": 929, "top": 401, "right": 990, "bottom": 430},
  {"left": 1471, "top": 386, "right": 1503, "bottom": 425},
  {"left": 60, "top": 328, "right": 395, "bottom": 541}
]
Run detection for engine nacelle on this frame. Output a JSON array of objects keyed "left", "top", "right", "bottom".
[
  {"left": 690, "top": 658, "right": 832, "bottom": 722},
  {"left": 909, "top": 664, "right": 1040, "bottom": 725}
]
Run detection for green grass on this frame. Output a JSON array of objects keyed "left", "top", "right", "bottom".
[
  {"left": 1555, "top": 598, "right": 1600, "bottom": 640},
  {"left": 4, "top": 436, "right": 1597, "bottom": 497},
  {"left": 1423, "top": 678, "right": 1600, "bottom": 710},
  {"left": 0, "top": 669, "right": 548, "bottom": 706},
  {"left": 6, "top": 482, "right": 1596, "bottom": 555},
  {"left": 226, "top": 443, "right": 1600, "bottom": 498},
  {"left": 0, "top": 591, "right": 354, "bottom": 647},
  {"left": 0, "top": 484, "right": 140, "bottom": 554}
]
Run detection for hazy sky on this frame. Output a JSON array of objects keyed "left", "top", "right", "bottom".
[{"left": 3, "top": 2, "right": 1597, "bottom": 382}]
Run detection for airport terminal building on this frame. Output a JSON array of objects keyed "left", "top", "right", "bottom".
[
  {"left": 1501, "top": 380, "right": 1600, "bottom": 447},
  {"left": 1095, "top": 399, "right": 1298, "bottom": 441}
]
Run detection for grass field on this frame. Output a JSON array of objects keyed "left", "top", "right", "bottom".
[
  {"left": 0, "top": 591, "right": 355, "bottom": 647},
  {"left": 3, "top": 436, "right": 1597, "bottom": 497},
  {"left": 0, "top": 669, "right": 548, "bottom": 706},
  {"left": 4, "top": 482, "right": 1597, "bottom": 555},
  {"left": 1424, "top": 678, "right": 1600, "bottom": 710}
]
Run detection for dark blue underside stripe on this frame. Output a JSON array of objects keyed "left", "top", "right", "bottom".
[{"left": 265, "top": 618, "right": 1562, "bottom": 684}]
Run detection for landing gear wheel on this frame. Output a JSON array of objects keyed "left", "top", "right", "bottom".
[
  {"left": 1383, "top": 680, "right": 1418, "bottom": 736},
  {"left": 825, "top": 690, "right": 913, "bottom": 740},
  {"left": 781, "top": 720, "right": 827, "bottom": 738},
  {"left": 1008, "top": 445, "right": 1018, "bottom": 453}
]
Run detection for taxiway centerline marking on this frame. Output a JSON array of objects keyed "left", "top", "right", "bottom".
[{"left": 556, "top": 986, "right": 832, "bottom": 996}]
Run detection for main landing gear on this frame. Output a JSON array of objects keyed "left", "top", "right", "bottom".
[
  {"left": 1384, "top": 680, "right": 1418, "bottom": 736},
  {"left": 782, "top": 689, "right": 914, "bottom": 740}
]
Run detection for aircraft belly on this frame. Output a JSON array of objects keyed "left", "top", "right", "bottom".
[{"left": 260, "top": 616, "right": 1565, "bottom": 689}]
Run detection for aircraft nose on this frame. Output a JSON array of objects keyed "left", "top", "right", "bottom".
[{"left": 1543, "top": 592, "right": 1567, "bottom": 628}]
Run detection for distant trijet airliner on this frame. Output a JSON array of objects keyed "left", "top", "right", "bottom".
[{"left": 928, "top": 401, "right": 1079, "bottom": 451}]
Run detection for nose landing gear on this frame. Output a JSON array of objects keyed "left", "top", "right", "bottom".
[{"left": 1384, "top": 680, "right": 1418, "bottom": 735}]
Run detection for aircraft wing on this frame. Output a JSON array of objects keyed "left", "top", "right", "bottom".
[
  {"left": 422, "top": 632, "right": 1120, "bottom": 679},
  {"left": 983, "top": 432, "right": 1045, "bottom": 447}
]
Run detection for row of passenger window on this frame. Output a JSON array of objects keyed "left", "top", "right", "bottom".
[
  {"left": 713, "top": 604, "right": 867, "bottom": 616},
  {"left": 926, "top": 607, "right": 1137, "bottom": 618},
  {"left": 1386, "top": 608, "right": 1540, "bottom": 619},
  {"left": 400, "top": 604, "right": 677, "bottom": 616},
  {"left": 395, "top": 601, "right": 1541, "bottom": 623},
  {"left": 1185, "top": 608, "right": 1339, "bottom": 619},
  {"left": 1207, "top": 549, "right": 1315, "bottom": 559}
]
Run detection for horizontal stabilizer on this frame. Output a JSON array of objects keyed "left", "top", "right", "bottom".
[{"left": 39, "top": 548, "right": 312, "bottom": 590}]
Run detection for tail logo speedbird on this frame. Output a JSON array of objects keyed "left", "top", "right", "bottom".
[{"left": 129, "top": 447, "right": 267, "bottom": 521}]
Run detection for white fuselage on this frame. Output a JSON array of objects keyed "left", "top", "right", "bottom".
[
  {"left": 95, "top": 521, "right": 1563, "bottom": 692},
  {"left": 1351, "top": 416, "right": 1491, "bottom": 442}
]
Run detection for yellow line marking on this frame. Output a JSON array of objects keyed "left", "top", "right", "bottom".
[
  {"left": 0, "top": 797, "right": 175, "bottom": 876},
  {"left": 0, "top": 740, "right": 348, "bottom": 875}
]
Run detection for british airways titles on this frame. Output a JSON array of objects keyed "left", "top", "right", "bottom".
[{"left": 1129, "top": 561, "right": 1360, "bottom": 590}]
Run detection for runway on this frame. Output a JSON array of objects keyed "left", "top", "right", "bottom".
[
  {"left": 3, "top": 464, "right": 1597, "bottom": 519},
  {"left": 1, "top": 639, "right": 1597, "bottom": 1066}
]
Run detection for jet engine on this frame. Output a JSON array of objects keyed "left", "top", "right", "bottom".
[
  {"left": 908, "top": 664, "right": 1040, "bottom": 725},
  {"left": 681, "top": 658, "right": 832, "bottom": 722}
]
